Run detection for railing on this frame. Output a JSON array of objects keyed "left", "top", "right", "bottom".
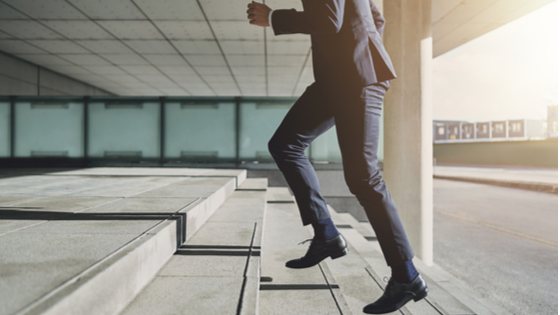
[{"left": 0, "top": 96, "right": 345, "bottom": 167}]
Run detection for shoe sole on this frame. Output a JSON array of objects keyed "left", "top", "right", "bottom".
[{"left": 330, "top": 247, "right": 349, "bottom": 259}]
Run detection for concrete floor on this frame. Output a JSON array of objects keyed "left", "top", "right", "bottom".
[{"left": 433, "top": 179, "right": 558, "bottom": 315}]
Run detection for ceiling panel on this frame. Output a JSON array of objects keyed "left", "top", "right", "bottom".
[
  {"left": 97, "top": 21, "right": 164, "bottom": 39},
  {"left": 134, "top": 0, "right": 204, "bottom": 20},
  {"left": 41, "top": 21, "right": 113, "bottom": 39},
  {"left": 122, "top": 40, "right": 177, "bottom": 53},
  {"left": 231, "top": 66, "right": 265, "bottom": 76},
  {"left": 235, "top": 75, "right": 266, "bottom": 84},
  {"left": 266, "top": 0, "right": 303, "bottom": 11},
  {"left": 68, "top": 0, "right": 145, "bottom": 19},
  {"left": 0, "top": 2, "right": 29, "bottom": 19},
  {"left": 120, "top": 65, "right": 162, "bottom": 75},
  {"left": 172, "top": 40, "right": 220, "bottom": 54},
  {"left": 203, "top": 75, "right": 236, "bottom": 84},
  {"left": 44, "top": 64, "right": 92, "bottom": 74},
  {"left": 179, "top": 84, "right": 214, "bottom": 95},
  {"left": 220, "top": 40, "right": 263, "bottom": 55},
  {"left": 3, "top": 0, "right": 87, "bottom": 19},
  {"left": 101, "top": 54, "right": 150, "bottom": 65},
  {"left": 268, "top": 55, "right": 307, "bottom": 67},
  {"left": 102, "top": 74, "right": 143, "bottom": 83},
  {"left": 74, "top": 40, "right": 133, "bottom": 54},
  {"left": 143, "top": 54, "right": 186, "bottom": 66},
  {"left": 17, "top": 54, "right": 71, "bottom": 65},
  {"left": 154, "top": 21, "right": 213, "bottom": 40},
  {"left": 0, "top": 21, "right": 64, "bottom": 39},
  {"left": 158, "top": 88, "right": 190, "bottom": 96},
  {"left": 136, "top": 75, "right": 176, "bottom": 85},
  {"left": 0, "top": 39, "right": 45, "bottom": 53},
  {"left": 158, "top": 65, "right": 196, "bottom": 76},
  {"left": 61, "top": 54, "right": 112, "bottom": 66},
  {"left": 200, "top": 0, "right": 247, "bottom": 20},
  {"left": 187, "top": 55, "right": 227, "bottom": 66},
  {"left": 267, "top": 40, "right": 310, "bottom": 55},
  {"left": 227, "top": 54, "right": 264, "bottom": 67},
  {"left": 82, "top": 65, "right": 128, "bottom": 75},
  {"left": 212, "top": 21, "right": 262, "bottom": 40},
  {"left": 194, "top": 67, "right": 231, "bottom": 76},
  {"left": 27, "top": 40, "right": 90, "bottom": 53},
  {"left": 0, "top": 31, "right": 15, "bottom": 39}
]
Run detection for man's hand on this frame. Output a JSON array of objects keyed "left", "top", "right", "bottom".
[{"left": 247, "top": 1, "right": 271, "bottom": 27}]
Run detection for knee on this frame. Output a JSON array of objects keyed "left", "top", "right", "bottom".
[
  {"left": 268, "top": 135, "right": 305, "bottom": 160},
  {"left": 344, "top": 168, "right": 383, "bottom": 196}
]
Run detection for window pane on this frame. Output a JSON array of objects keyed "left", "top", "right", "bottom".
[
  {"left": 240, "top": 102, "right": 292, "bottom": 162},
  {"left": 88, "top": 101, "right": 159, "bottom": 158},
  {"left": 165, "top": 101, "right": 235, "bottom": 161},
  {"left": 0, "top": 103, "right": 9, "bottom": 157},
  {"left": 15, "top": 101, "right": 83, "bottom": 158}
]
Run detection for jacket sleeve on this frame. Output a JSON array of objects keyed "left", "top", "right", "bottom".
[
  {"left": 271, "top": 0, "right": 345, "bottom": 35},
  {"left": 369, "top": 0, "right": 385, "bottom": 37}
]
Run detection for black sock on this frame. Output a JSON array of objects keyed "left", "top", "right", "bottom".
[
  {"left": 391, "top": 260, "right": 419, "bottom": 283},
  {"left": 311, "top": 217, "right": 339, "bottom": 241}
]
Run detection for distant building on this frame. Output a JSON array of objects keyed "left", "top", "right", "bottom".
[
  {"left": 460, "top": 122, "right": 475, "bottom": 139},
  {"left": 434, "top": 119, "right": 547, "bottom": 143},
  {"left": 491, "top": 121, "right": 507, "bottom": 138},
  {"left": 475, "top": 122, "right": 490, "bottom": 139}
]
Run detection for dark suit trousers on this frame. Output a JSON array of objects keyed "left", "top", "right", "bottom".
[{"left": 268, "top": 82, "right": 414, "bottom": 266}]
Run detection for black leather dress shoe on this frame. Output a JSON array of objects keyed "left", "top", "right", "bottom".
[
  {"left": 285, "top": 234, "right": 349, "bottom": 269},
  {"left": 363, "top": 274, "right": 428, "bottom": 314}
]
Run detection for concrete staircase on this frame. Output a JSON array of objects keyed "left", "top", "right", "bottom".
[{"left": 0, "top": 168, "right": 507, "bottom": 315}]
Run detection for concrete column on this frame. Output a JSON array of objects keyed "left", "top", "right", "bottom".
[{"left": 383, "top": 0, "right": 433, "bottom": 265}]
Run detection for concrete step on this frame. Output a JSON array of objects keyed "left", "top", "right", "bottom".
[
  {"left": 259, "top": 187, "right": 352, "bottom": 315},
  {"left": 0, "top": 168, "right": 245, "bottom": 315},
  {"left": 328, "top": 206, "right": 509, "bottom": 315},
  {"left": 118, "top": 178, "right": 268, "bottom": 315}
]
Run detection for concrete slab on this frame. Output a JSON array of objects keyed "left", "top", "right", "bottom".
[
  {"left": 48, "top": 167, "right": 213, "bottom": 177},
  {"left": 261, "top": 203, "right": 329, "bottom": 285},
  {"left": 134, "top": 177, "right": 235, "bottom": 198},
  {"left": 120, "top": 276, "right": 243, "bottom": 315},
  {"left": 266, "top": 187, "right": 293, "bottom": 202},
  {"left": 209, "top": 190, "right": 267, "bottom": 223},
  {"left": 0, "top": 196, "right": 41, "bottom": 206},
  {"left": 0, "top": 233, "right": 139, "bottom": 315},
  {"left": 15, "top": 218, "right": 163, "bottom": 235},
  {"left": 237, "top": 177, "right": 267, "bottom": 190},
  {"left": 187, "top": 221, "right": 256, "bottom": 246},
  {"left": 259, "top": 290, "right": 341, "bottom": 315},
  {"left": 158, "top": 253, "right": 247, "bottom": 277},
  {"left": 82, "top": 197, "right": 198, "bottom": 214}
]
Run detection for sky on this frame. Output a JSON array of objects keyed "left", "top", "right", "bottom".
[{"left": 433, "top": 0, "right": 558, "bottom": 121}]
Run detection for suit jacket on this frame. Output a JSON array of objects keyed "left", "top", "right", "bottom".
[{"left": 271, "top": 0, "right": 396, "bottom": 89}]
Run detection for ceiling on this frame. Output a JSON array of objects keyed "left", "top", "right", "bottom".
[{"left": 0, "top": 0, "right": 553, "bottom": 96}]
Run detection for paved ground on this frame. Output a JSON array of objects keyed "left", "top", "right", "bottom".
[
  {"left": 433, "top": 178, "right": 558, "bottom": 315},
  {"left": 434, "top": 165, "right": 558, "bottom": 184}
]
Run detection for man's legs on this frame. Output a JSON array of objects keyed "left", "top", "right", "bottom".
[
  {"left": 330, "top": 83, "right": 415, "bottom": 267},
  {"left": 268, "top": 83, "right": 335, "bottom": 226}
]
